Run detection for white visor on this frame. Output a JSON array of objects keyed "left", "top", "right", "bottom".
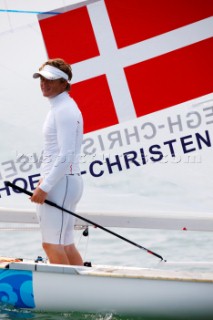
[{"left": 33, "top": 65, "right": 69, "bottom": 81}]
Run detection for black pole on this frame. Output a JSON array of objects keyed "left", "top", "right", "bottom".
[{"left": 5, "top": 181, "right": 165, "bottom": 261}]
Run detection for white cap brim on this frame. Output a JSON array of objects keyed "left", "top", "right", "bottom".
[
  {"left": 33, "top": 65, "right": 69, "bottom": 81},
  {"left": 33, "top": 70, "right": 61, "bottom": 80}
]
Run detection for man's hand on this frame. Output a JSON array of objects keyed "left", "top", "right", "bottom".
[{"left": 30, "top": 187, "right": 47, "bottom": 204}]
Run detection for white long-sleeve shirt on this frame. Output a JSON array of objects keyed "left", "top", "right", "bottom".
[{"left": 39, "top": 92, "right": 83, "bottom": 193}]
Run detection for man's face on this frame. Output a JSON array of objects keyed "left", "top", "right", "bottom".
[{"left": 40, "top": 76, "right": 67, "bottom": 98}]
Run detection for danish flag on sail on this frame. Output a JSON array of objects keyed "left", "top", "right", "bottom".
[{"left": 38, "top": 0, "right": 213, "bottom": 133}]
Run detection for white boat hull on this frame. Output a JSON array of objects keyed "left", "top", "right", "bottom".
[{"left": 1, "top": 261, "right": 213, "bottom": 317}]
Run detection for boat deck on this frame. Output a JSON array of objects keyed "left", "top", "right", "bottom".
[{"left": 1, "top": 258, "right": 213, "bottom": 283}]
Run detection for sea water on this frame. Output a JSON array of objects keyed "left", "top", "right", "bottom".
[{"left": 1, "top": 226, "right": 213, "bottom": 320}]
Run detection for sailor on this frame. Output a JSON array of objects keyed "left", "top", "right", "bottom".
[{"left": 31, "top": 58, "right": 84, "bottom": 266}]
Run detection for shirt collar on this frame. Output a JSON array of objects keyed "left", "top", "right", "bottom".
[{"left": 49, "top": 91, "right": 69, "bottom": 108}]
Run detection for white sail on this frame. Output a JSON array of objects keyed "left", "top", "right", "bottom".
[
  {"left": 0, "top": 0, "right": 212, "bottom": 231},
  {"left": 1, "top": 1, "right": 213, "bottom": 317}
]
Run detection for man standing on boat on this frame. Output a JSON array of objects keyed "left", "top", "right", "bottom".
[{"left": 31, "top": 58, "right": 84, "bottom": 266}]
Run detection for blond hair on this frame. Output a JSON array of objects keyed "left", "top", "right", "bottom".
[{"left": 39, "top": 58, "right": 72, "bottom": 91}]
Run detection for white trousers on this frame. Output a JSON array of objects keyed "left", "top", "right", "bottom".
[{"left": 36, "top": 175, "right": 83, "bottom": 245}]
